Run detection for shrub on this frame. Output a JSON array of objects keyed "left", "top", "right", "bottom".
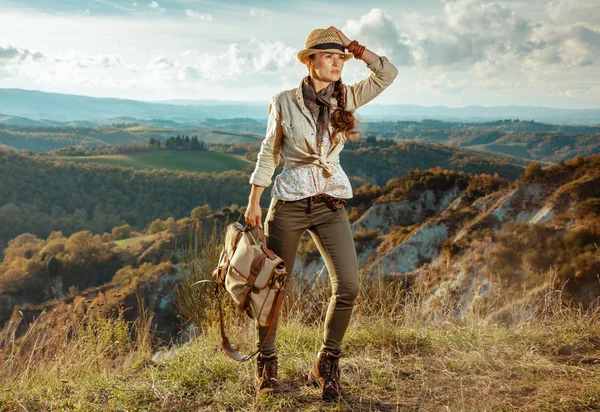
[
  {"left": 575, "top": 198, "right": 600, "bottom": 220},
  {"left": 523, "top": 161, "right": 544, "bottom": 182},
  {"left": 112, "top": 224, "right": 133, "bottom": 240}
]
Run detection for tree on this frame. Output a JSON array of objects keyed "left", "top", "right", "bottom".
[
  {"left": 148, "top": 137, "right": 160, "bottom": 149},
  {"left": 112, "top": 224, "right": 133, "bottom": 240},
  {"left": 166, "top": 217, "right": 177, "bottom": 233},
  {"left": 149, "top": 219, "right": 167, "bottom": 234},
  {"left": 524, "top": 162, "right": 544, "bottom": 182},
  {"left": 191, "top": 204, "right": 212, "bottom": 220}
]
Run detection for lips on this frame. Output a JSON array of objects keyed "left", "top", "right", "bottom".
[{"left": 332, "top": 70, "right": 340, "bottom": 74}]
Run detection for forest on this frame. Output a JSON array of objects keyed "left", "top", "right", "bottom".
[{"left": 0, "top": 140, "right": 525, "bottom": 252}]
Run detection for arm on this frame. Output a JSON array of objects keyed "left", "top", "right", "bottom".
[
  {"left": 249, "top": 95, "right": 283, "bottom": 188},
  {"left": 245, "top": 95, "right": 283, "bottom": 228},
  {"left": 245, "top": 184, "right": 265, "bottom": 228},
  {"left": 328, "top": 26, "right": 399, "bottom": 111}
]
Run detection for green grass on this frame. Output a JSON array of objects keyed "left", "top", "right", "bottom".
[
  {"left": 53, "top": 150, "right": 252, "bottom": 173},
  {"left": 2, "top": 312, "right": 599, "bottom": 411},
  {"left": 1, "top": 229, "right": 599, "bottom": 411},
  {"left": 113, "top": 233, "right": 160, "bottom": 249},
  {"left": 122, "top": 125, "right": 167, "bottom": 132}
]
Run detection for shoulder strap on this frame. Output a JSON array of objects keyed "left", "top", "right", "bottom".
[
  {"left": 217, "top": 280, "right": 287, "bottom": 362},
  {"left": 244, "top": 224, "right": 276, "bottom": 260}
]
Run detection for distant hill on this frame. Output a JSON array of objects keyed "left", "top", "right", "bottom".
[
  {"left": 52, "top": 150, "right": 252, "bottom": 174},
  {"left": 0, "top": 122, "right": 262, "bottom": 153},
  {"left": 0, "top": 113, "right": 46, "bottom": 126},
  {"left": 339, "top": 139, "right": 525, "bottom": 185},
  {"left": 0, "top": 88, "right": 269, "bottom": 122},
  {"left": 1, "top": 88, "right": 599, "bottom": 124},
  {"left": 0, "top": 141, "right": 525, "bottom": 251},
  {"left": 357, "top": 103, "right": 600, "bottom": 125},
  {"left": 0, "top": 111, "right": 267, "bottom": 132},
  {"left": 362, "top": 120, "right": 600, "bottom": 163}
]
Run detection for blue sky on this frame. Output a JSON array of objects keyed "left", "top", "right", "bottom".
[{"left": 0, "top": 0, "right": 598, "bottom": 108}]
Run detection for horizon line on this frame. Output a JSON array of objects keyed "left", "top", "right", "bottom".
[{"left": 1, "top": 87, "right": 600, "bottom": 111}]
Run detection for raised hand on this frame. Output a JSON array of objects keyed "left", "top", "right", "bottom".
[{"left": 327, "top": 26, "right": 352, "bottom": 48}]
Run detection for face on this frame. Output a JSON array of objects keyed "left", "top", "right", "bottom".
[{"left": 306, "top": 52, "right": 345, "bottom": 82}]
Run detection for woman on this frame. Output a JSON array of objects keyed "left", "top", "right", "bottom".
[{"left": 244, "top": 26, "right": 398, "bottom": 400}]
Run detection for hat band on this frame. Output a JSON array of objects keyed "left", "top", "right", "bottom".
[{"left": 308, "top": 42, "right": 345, "bottom": 52}]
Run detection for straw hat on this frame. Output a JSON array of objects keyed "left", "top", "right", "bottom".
[{"left": 297, "top": 28, "right": 354, "bottom": 64}]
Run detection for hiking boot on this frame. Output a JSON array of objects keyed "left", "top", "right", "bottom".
[
  {"left": 255, "top": 352, "right": 280, "bottom": 396},
  {"left": 308, "top": 350, "right": 342, "bottom": 401}
]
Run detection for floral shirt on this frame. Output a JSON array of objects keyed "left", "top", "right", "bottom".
[{"left": 271, "top": 128, "right": 353, "bottom": 200}]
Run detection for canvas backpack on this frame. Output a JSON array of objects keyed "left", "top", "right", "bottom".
[{"left": 203, "top": 222, "right": 288, "bottom": 362}]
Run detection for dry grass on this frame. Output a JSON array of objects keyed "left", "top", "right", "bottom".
[{"left": 1, "top": 227, "right": 599, "bottom": 411}]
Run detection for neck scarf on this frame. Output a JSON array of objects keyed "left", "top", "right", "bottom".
[{"left": 302, "top": 76, "right": 335, "bottom": 147}]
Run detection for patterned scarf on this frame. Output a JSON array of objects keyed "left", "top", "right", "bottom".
[{"left": 301, "top": 76, "right": 335, "bottom": 147}]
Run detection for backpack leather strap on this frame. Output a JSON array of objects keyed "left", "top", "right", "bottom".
[
  {"left": 218, "top": 278, "right": 287, "bottom": 362},
  {"left": 238, "top": 253, "right": 268, "bottom": 314},
  {"left": 244, "top": 224, "right": 276, "bottom": 260}
]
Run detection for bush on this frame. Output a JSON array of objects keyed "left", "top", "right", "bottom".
[
  {"left": 149, "top": 219, "right": 167, "bottom": 234},
  {"left": 523, "top": 162, "right": 544, "bottom": 182},
  {"left": 191, "top": 204, "right": 212, "bottom": 220},
  {"left": 575, "top": 198, "right": 600, "bottom": 219},
  {"left": 112, "top": 224, "right": 133, "bottom": 240}
]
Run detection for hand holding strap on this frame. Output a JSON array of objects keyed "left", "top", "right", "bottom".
[{"left": 244, "top": 224, "right": 276, "bottom": 260}]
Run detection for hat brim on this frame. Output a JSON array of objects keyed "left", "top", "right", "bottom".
[{"left": 297, "top": 48, "right": 354, "bottom": 64}]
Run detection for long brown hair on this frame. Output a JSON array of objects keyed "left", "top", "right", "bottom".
[{"left": 308, "top": 54, "right": 360, "bottom": 144}]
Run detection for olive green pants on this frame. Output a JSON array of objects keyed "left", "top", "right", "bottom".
[{"left": 257, "top": 196, "right": 359, "bottom": 356}]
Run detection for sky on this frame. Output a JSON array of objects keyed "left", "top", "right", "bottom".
[{"left": 0, "top": 0, "right": 598, "bottom": 109}]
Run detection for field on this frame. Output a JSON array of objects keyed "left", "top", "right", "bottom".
[
  {"left": 1, "top": 228, "right": 598, "bottom": 412},
  {"left": 468, "top": 143, "right": 532, "bottom": 159},
  {"left": 53, "top": 150, "right": 252, "bottom": 173}
]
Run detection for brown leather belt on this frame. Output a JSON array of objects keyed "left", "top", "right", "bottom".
[{"left": 305, "top": 193, "right": 347, "bottom": 214}]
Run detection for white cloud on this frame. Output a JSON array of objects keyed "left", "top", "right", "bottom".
[
  {"left": 410, "top": 0, "right": 534, "bottom": 67},
  {"left": 587, "top": 85, "right": 600, "bottom": 96},
  {"left": 526, "top": 24, "right": 600, "bottom": 69},
  {"left": 0, "top": 44, "right": 45, "bottom": 66},
  {"left": 148, "top": 56, "right": 174, "bottom": 70},
  {"left": 546, "top": 0, "right": 600, "bottom": 28},
  {"left": 55, "top": 51, "right": 123, "bottom": 68},
  {"left": 251, "top": 41, "right": 297, "bottom": 72},
  {"left": 250, "top": 7, "right": 267, "bottom": 17},
  {"left": 0, "top": 2, "right": 598, "bottom": 107},
  {"left": 144, "top": 40, "right": 301, "bottom": 86},
  {"left": 343, "top": 8, "right": 412, "bottom": 65},
  {"left": 185, "top": 9, "right": 213, "bottom": 21},
  {"left": 178, "top": 65, "right": 202, "bottom": 82},
  {"left": 471, "top": 59, "right": 505, "bottom": 78},
  {"left": 345, "top": 1, "right": 599, "bottom": 79},
  {"left": 414, "top": 72, "right": 466, "bottom": 96}
]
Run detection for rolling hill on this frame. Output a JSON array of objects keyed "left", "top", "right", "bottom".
[
  {"left": 0, "top": 122, "right": 262, "bottom": 153},
  {"left": 52, "top": 150, "right": 252, "bottom": 173},
  {"left": 1, "top": 88, "right": 599, "bottom": 124}
]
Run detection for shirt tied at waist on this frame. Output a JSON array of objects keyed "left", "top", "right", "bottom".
[{"left": 283, "top": 154, "right": 339, "bottom": 177}]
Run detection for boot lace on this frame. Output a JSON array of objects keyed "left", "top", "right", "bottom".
[
  {"left": 329, "top": 356, "right": 340, "bottom": 385},
  {"left": 322, "top": 352, "right": 340, "bottom": 388}
]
